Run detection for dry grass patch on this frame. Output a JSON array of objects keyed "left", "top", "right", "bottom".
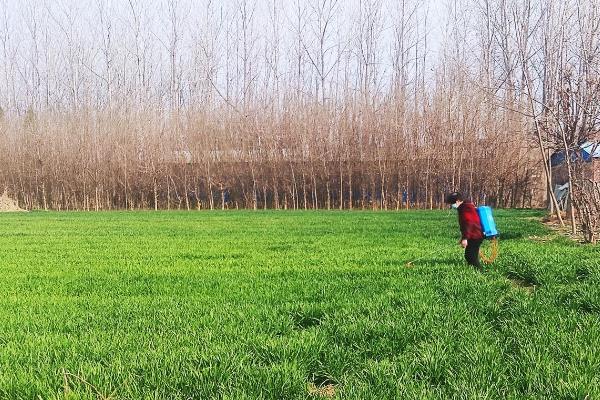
[
  {"left": 0, "top": 193, "right": 25, "bottom": 212},
  {"left": 308, "top": 383, "right": 337, "bottom": 398}
]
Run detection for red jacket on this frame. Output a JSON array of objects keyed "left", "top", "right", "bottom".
[{"left": 458, "top": 201, "right": 484, "bottom": 240}]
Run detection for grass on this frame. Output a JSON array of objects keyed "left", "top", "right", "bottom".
[{"left": 0, "top": 209, "right": 598, "bottom": 399}]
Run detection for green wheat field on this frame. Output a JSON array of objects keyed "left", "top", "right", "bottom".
[{"left": 0, "top": 210, "right": 598, "bottom": 399}]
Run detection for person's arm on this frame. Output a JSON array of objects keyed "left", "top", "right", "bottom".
[
  {"left": 458, "top": 209, "right": 468, "bottom": 240},
  {"left": 457, "top": 209, "right": 468, "bottom": 247}
]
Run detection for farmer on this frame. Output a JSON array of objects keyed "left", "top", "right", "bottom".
[{"left": 445, "top": 192, "right": 484, "bottom": 271}]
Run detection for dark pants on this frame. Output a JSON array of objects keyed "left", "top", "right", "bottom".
[{"left": 465, "top": 239, "right": 483, "bottom": 269}]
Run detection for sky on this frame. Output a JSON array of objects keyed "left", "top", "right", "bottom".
[
  {"left": 1, "top": 0, "right": 450, "bottom": 55},
  {"left": 0, "top": 0, "right": 459, "bottom": 111}
]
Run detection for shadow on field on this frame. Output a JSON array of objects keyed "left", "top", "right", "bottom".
[
  {"left": 497, "top": 232, "right": 523, "bottom": 241},
  {"left": 409, "top": 258, "right": 462, "bottom": 267},
  {"left": 289, "top": 307, "right": 325, "bottom": 330},
  {"left": 557, "top": 287, "right": 600, "bottom": 315},
  {"left": 506, "top": 270, "right": 538, "bottom": 294},
  {"left": 180, "top": 252, "right": 245, "bottom": 260}
]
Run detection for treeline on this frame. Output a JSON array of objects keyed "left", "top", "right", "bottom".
[
  {"left": 0, "top": 102, "right": 537, "bottom": 211},
  {"left": 0, "top": 0, "right": 592, "bottom": 211}
]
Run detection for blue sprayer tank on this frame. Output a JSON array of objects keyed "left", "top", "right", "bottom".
[{"left": 477, "top": 206, "right": 498, "bottom": 238}]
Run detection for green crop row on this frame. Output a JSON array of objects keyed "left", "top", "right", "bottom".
[{"left": 0, "top": 210, "right": 597, "bottom": 399}]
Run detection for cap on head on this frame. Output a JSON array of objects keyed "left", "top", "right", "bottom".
[{"left": 445, "top": 192, "right": 463, "bottom": 204}]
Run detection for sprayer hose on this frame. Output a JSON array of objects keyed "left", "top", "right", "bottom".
[{"left": 479, "top": 237, "right": 499, "bottom": 264}]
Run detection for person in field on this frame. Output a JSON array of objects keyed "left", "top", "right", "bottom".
[{"left": 445, "top": 192, "right": 484, "bottom": 271}]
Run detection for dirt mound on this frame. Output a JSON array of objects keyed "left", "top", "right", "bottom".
[{"left": 0, "top": 193, "right": 25, "bottom": 212}]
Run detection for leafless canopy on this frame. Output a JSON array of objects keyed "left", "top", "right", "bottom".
[{"left": 0, "top": 0, "right": 596, "bottom": 212}]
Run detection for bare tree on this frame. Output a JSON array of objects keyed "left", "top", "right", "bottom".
[{"left": 0, "top": 0, "right": 577, "bottom": 221}]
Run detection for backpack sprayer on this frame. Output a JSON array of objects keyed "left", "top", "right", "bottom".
[{"left": 476, "top": 206, "right": 499, "bottom": 264}]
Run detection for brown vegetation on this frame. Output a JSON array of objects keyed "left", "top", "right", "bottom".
[{"left": 0, "top": 0, "right": 596, "bottom": 220}]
